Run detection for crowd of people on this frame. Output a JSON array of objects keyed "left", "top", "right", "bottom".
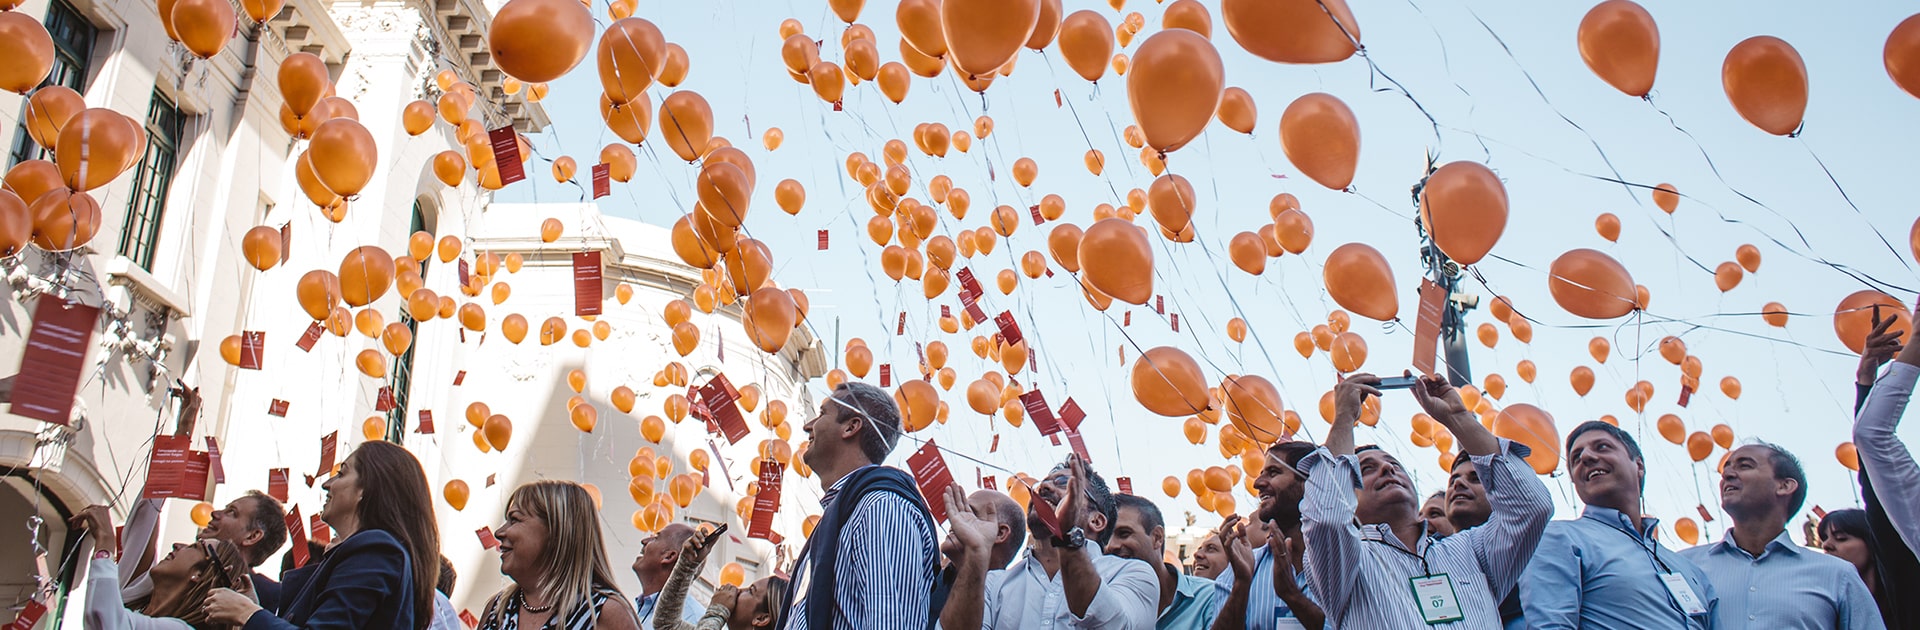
[{"left": 71, "top": 311, "right": 1920, "bottom": 629}]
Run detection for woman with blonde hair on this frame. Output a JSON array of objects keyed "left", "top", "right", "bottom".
[
  {"left": 72, "top": 506, "right": 255, "bottom": 629},
  {"left": 480, "top": 480, "right": 642, "bottom": 630}
]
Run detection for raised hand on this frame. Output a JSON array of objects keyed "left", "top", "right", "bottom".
[
  {"left": 1333, "top": 374, "right": 1382, "bottom": 426},
  {"left": 1863, "top": 306, "right": 1906, "bottom": 383},
  {"left": 680, "top": 528, "right": 717, "bottom": 567},
  {"left": 1409, "top": 371, "right": 1473, "bottom": 425},
  {"left": 1217, "top": 516, "right": 1255, "bottom": 582},
  {"left": 68, "top": 505, "right": 115, "bottom": 555},
  {"left": 941, "top": 484, "right": 997, "bottom": 561}
]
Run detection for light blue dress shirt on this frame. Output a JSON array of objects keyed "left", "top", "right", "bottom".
[
  {"left": 1519, "top": 506, "right": 1719, "bottom": 629},
  {"left": 1679, "top": 530, "right": 1885, "bottom": 630},
  {"left": 636, "top": 591, "right": 707, "bottom": 627},
  {"left": 1158, "top": 566, "right": 1220, "bottom": 630},
  {"left": 1206, "top": 545, "right": 1319, "bottom": 630}
]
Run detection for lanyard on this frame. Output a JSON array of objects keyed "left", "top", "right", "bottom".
[
  {"left": 1589, "top": 515, "right": 1674, "bottom": 574},
  {"left": 1365, "top": 531, "right": 1436, "bottom": 577}
]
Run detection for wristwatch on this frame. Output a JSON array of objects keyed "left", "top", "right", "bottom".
[{"left": 1049, "top": 526, "right": 1086, "bottom": 550}]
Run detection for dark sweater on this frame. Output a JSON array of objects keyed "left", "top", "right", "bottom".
[{"left": 244, "top": 529, "right": 416, "bottom": 630}]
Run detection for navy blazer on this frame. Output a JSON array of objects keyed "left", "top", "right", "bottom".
[{"left": 245, "top": 529, "right": 416, "bottom": 630}]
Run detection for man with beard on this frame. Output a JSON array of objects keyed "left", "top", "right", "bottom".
[
  {"left": 1680, "top": 443, "right": 1882, "bottom": 629},
  {"left": 1207, "top": 440, "right": 1323, "bottom": 630},
  {"left": 939, "top": 454, "right": 1158, "bottom": 630},
  {"left": 1297, "top": 373, "right": 1552, "bottom": 628},
  {"left": 1107, "top": 494, "right": 1219, "bottom": 629},
  {"left": 1521, "top": 420, "right": 1718, "bottom": 629}
]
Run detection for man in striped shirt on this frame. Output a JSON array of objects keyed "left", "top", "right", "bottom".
[
  {"left": 1207, "top": 440, "right": 1324, "bottom": 630},
  {"left": 782, "top": 382, "right": 941, "bottom": 630},
  {"left": 1298, "top": 373, "right": 1553, "bottom": 629}
]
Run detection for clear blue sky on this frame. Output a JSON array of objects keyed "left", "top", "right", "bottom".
[{"left": 497, "top": 0, "right": 1920, "bottom": 541}]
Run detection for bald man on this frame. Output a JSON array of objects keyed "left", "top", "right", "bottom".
[
  {"left": 967, "top": 490, "right": 1028, "bottom": 571},
  {"left": 633, "top": 523, "right": 707, "bottom": 626}
]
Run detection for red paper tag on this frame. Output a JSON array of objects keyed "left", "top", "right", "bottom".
[
  {"left": 279, "top": 223, "right": 292, "bottom": 264},
  {"left": 268, "top": 468, "right": 289, "bottom": 502},
  {"left": 1696, "top": 504, "right": 1714, "bottom": 523},
  {"left": 907, "top": 440, "right": 955, "bottom": 523},
  {"left": 269, "top": 399, "right": 289, "bottom": 416},
  {"left": 459, "top": 610, "right": 479, "bottom": 629},
  {"left": 1123, "top": 311, "right": 1131, "bottom": 326},
  {"left": 994, "top": 311, "right": 1023, "bottom": 346},
  {"left": 376, "top": 386, "right": 397, "bottom": 412},
  {"left": 879, "top": 364, "right": 892, "bottom": 387},
  {"left": 459, "top": 258, "right": 471, "bottom": 288},
  {"left": 818, "top": 229, "right": 829, "bottom": 250},
  {"left": 981, "top": 475, "right": 996, "bottom": 490},
  {"left": 297, "top": 321, "right": 324, "bottom": 352},
  {"left": 1156, "top": 295, "right": 1165, "bottom": 314},
  {"left": 574, "top": 251, "right": 603, "bottom": 316},
  {"left": 1678, "top": 384, "right": 1695, "bottom": 407},
  {"left": 1030, "top": 487, "right": 1064, "bottom": 538},
  {"left": 487, "top": 473, "right": 497, "bottom": 488},
  {"left": 315, "top": 432, "right": 338, "bottom": 478},
  {"left": 476, "top": 526, "right": 500, "bottom": 550},
  {"left": 1053, "top": 89, "right": 1062, "bottom": 108},
  {"left": 1045, "top": 268, "right": 1053, "bottom": 278},
  {"left": 940, "top": 305, "right": 952, "bottom": 319},
  {"left": 1171, "top": 314, "right": 1180, "bottom": 332},
  {"left": 1029, "top": 205, "right": 1044, "bottom": 225},
  {"left": 956, "top": 267, "right": 983, "bottom": 298},
  {"left": 748, "top": 459, "right": 785, "bottom": 539},
  {"left": 1812, "top": 505, "right": 1828, "bottom": 520},
  {"left": 1022, "top": 389, "right": 1061, "bottom": 435},
  {"left": 239, "top": 331, "right": 265, "bottom": 369},
  {"left": 990, "top": 434, "right": 1000, "bottom": 453},
  {"left": 487, "top": 126, "right": 526, "bottom": 185},
  {"left": 896, "top": 312, "right": 907, "bottom": 335},
  {"left": 1066, "top": 429, "right": 1092, "bottom": 462},
  {"left": 142, "top": 435, "right": 191, "bottom": 500},
  {"left": 1117, "top": 477, "right": 1133, "bottom": 495},
  {"left": 959, "top": 289, "right": 989, "bottom": 324},
  {"left": 8, "top": 598, "right": 48, "bottom": 629},
  {"left": 310, "top": 512, "right": 331, "bottom": 545},
  {"left": 285, "top": 507, "right": 310, "bottom": 568},
  {"left": 700, "top": 374, "right": 751, "bottom": 444},
  {"left": 1412, "top": 279, "right": 1445, "bottom": 377},
  {"left": 418, "top": 410, "right": 435, "bottom": 434},
  {"left": 592, "top": 164, "right": 610, "bottom": 198},
  {"left": 10, "top": 299, "right": 100, "bottom": 424},
  {"left": 1059, "top": 398, "right": 1087, "bottom": 432},
  {"left": 206, "top": 436, "right": 226, "bottom": 484},
  {"left": 454, "top": 370, "right": 467, "bottom": 386}
]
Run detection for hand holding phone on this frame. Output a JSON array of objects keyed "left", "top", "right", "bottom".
[{"left": 1374, "top": 375, "right": 1419, "bottom": 390}]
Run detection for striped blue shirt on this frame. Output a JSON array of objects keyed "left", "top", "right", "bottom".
[
  {"left": 1296, "top": 439, "right": 1553, "bottom": 629},
  {"left": 1678, "top": 531, "right": 1885, "bottom": 629},
  {"left": 1206, "top": 544, "right": 1319, "bottom": 630},
  {"left": 1520, "top": 506, "right": 1719, "bottom": 629},
  {"left": 783, "top": 465, "right": 940, "bottom": 630}
]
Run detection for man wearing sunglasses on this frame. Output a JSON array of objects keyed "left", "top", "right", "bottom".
[{"left": 940, "top": 454, "right": 1158, "bottom": 630}]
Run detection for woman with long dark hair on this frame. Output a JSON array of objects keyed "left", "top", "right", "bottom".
[
  {"left": 1821, "top": 509, "right": 1895, "bottom": 623},
  {"left": 74, "top": 506, "right": 254, "bottom": 629},
  {"left": 205, "top": 440, "right": 441, "bottom": 629},
  {"left": 478, "top": 480, "right": 640, "bottom": 630}
]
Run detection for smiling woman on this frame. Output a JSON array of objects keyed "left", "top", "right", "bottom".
[{"left": 479, "top": 481, "right": 641, "bottom": 630}]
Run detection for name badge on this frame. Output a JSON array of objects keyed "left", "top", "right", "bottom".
[
  {"left": 1409, "top": 573, "right": 1465, "bottom": 625},
  {"left": 1660, "top": 573, "right": 1709, "bottom": 615}
]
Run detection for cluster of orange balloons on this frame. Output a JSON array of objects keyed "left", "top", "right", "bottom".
[{"left": 1, "top": 102, "right": 154, "bottom": 253}]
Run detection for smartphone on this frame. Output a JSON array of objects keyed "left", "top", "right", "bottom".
[
  {"left": 1375, "top": 375, "right": 1420, "bottom": 390},
  {"left": 702, "top": 523, "right": 730, "bottom": 546}
]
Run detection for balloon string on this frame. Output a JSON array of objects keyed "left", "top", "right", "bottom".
[
  {"left": 1310, "top": 0, "right": 1441, "bottom": 153},
  {"left": 1795, "top": 136, "right": 1915, "bottom": 277}
]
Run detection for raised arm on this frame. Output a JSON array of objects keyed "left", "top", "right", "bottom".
[
  {"left": 1206, "top": 518, "right": 1252, "bottom": 630},
  {"left": 1413, "top": 374, "right": 1553, "bottom": 596},
  {"left": 1856, "top": 326, "right": 1920, "bottom": 553},
  {"left": 653, "top": 534, "right": 717, "bottom": 630},
  {"left": 1856, "top": 311, "right": 1901, "bottom": 412},
  {"left": 937, "top": 484, "right": 996, "bottom": 630},
  {"left": 1296, "top": 374, "right": 1380, "bottom": 623}
]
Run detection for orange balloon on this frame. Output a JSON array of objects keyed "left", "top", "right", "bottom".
[
  {"left": 1652, "top": 183, "right": 1680, "bottom": 213},
  {"left": 4, "top": 159, "right": 63, "bottom": 207},
  {"left": 1323, "top": 243, "right": 1398, "bottom": 321},
  {"left": 1492, "top": 403, "right": 1561, "bottom": 475},
  {"left": 295, "top": 270, "right": 341, "bottom": 320},
  {"left": 602, "top": 143, "right": 637, "bottom": 182},
  {"left": 1656, "top": 413, "right": 1686, "bottom": 445},
  {"left": 1837, "top": 442, "right": 1860, "bottom": 471},
  {"left": 171, "top": 0, "right": 239, "bottom": 58},
  {"left": 1723, "top": 35, "right": 1808, "bottom": 136},
  {"left": 338, "top": 246, "right": 395, "bottom": 307},
  {"left": 1278, "top": 92, "right": 1360, "bottom": 190},
  {"left": 431, "top": 150, "right": 466, "bottom": 188},
  {"left": 1059, "top": 10, "right": 1114, "bottom": 82},
  {"left": 0, "top": 190, "right": 28, "bottom": 257},
  {"left": 1686, "top": 431, "right": 1713, "bottom": 462},
  {"left": 1131, "top": 346, "right": 1209, "bottom": 416},
  {"left": 1049, "top": 223, "right": 1084, "bottom": 273},
  {"left": 1589, "top": 337, "right": 1611, "bottom": 363},
  {"left": 0, "top": 12, "right": 55, "bottom": 93},
  {"left": 1569, "top": 366, "right": 1595, "bottom": 397},
  {"left": 1419, "top": 161, "right": 1507, "bottom": 265},
  {"left": 659, "top": 91, "right": 714, "bottom": 162},
  {"left": 1735, "top": 244, "right": 1762, "bottom": 273},
  {"left": 1594, "top": 213, "right": 1621, "bottom": 242},
  {"left": 1127, "top": 30, "right": 1225, "bottom": 154},
  {"left": 1214, "top": 86, "right": 1256, "bottom": 135},
  {"left": 28, "top": 188, "right": 101, "bottom": 252},
  {"left": 1548, "top": 249, "right": 1637, "bottom": 319},
  {"left": 1273, "top": 208, "right": 1313, "bottom": 254},
  {"left": 1889, "top": 14, "right": 1920, "bottom": 99},
  {"left": 896, "top": 379, "right": 941, "bottom": 432},
  {"left": 23, "top": 86, "right": 85, "bottom": 152},
  {"left": 1713, "top": 262, "right": 1744, "bottom": 292},
  {"left": 1078, "top": 219, "right": 1154, "bottom": 305},
  {"left": 598, "top": 18, "right": 666, "bottom": 103},
  {"left": 600, "top": 92, "right": 653, "bottom": 144},
  {"left": 898, "top": 0, "right": 948, "bottom": 58},
  {"left": 55, "top": 109, "right": 140, "bottom": 192},
  {"left": 942, "top": 0, "right": 1041, "bottom": 78},
  {"left": 743, "top": 287, "right": 798, "bottom": 352},
  {"left": 1146, "top": 174, "right": 1196, "bottom": 236},
  {"left": 1577, "top": 0, "right": 1659, "bottom": 97},
  {"left": 1329, "top": 332, "right": 1368, "bottom": 372},
  {"left": 400, "top": 100, "right": 435, "bottom": 136},
  {"left": 308, "top": 119, "right": 378, "bottom": 196},
  {"left": 1219, "top": 0, "right": 1358, "bottom": 64},
  {"left": 1835, "top": 291, "right": 1911, "bottom": 354}
]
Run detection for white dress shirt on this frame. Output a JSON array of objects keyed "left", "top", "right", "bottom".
[
  {"left": 978, "top": 543, "right": 1159, "bottom": 630},
  {"left": 1856, "top": 361, "right": 1920, "bottom": 553}
]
